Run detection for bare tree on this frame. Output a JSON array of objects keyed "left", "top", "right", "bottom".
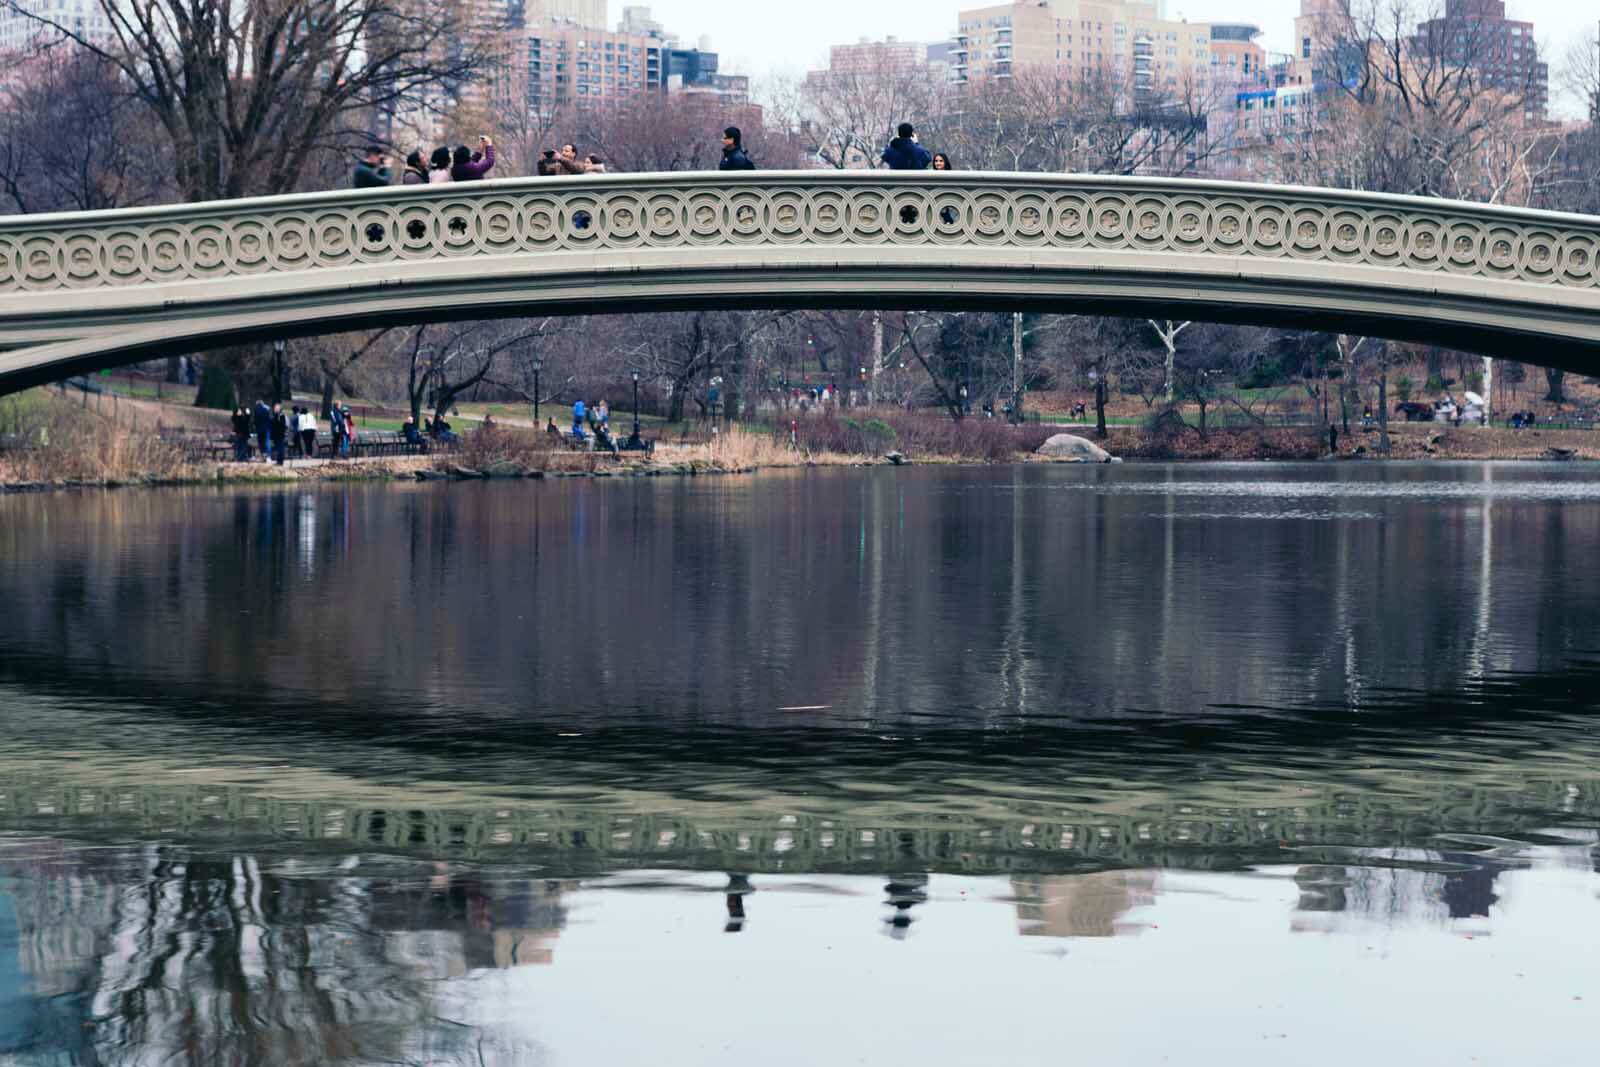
[
  {"left": 4, "top": 0, "right": 487, "bottom": 201},
  {"left": 0, "top": 49, "right": 166, "bottom": 213}
]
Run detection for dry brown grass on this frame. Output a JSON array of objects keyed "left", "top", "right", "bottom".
[{"left": 0, "top": 394, "right": 193, "bottom": 485}]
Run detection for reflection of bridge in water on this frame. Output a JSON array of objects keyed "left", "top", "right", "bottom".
[
  {"left": 4, "top": 172, "right": 1600, "bottom": 394},
  {"left": 2, "top": 776, "right": 1595, "bottom": 878}
]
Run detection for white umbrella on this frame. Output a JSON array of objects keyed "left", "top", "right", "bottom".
[{"left": 1464, "top": 391, "right": 1485, "bottom": 407}]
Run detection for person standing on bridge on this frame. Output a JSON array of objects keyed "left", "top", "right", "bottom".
[
  {"left": 881, "top": 123, "right": 931, "bottom": 171},
  {"left": 353, "top": 147, "right": 391, "bottom": 189},
  {"left": 451, "top": 137, "right": 496, "bottom": 182},
  {"left": 719, "top": 127, "right": 756, "bottom": 171},
  {"left": 401, "top": 150, "right": 429, "bottom": 185},
  {"left": 932, "top": 153, "right": 954, "bottom": 171},
  {"left": 428, "top": 147, "right": 453, "bottom": 184}
]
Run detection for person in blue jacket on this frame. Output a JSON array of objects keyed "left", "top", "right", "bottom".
[{"left": 881, "top": 123, "right": 932, "bottom": 170}]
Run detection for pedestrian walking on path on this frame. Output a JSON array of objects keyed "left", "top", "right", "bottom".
[{"left": 719, "top": 127, "right": 755, "bottom": 171}]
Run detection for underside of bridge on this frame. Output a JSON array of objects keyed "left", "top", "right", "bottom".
[{"left": 3, "top": 172, "right": 1599, "bottom": 395}]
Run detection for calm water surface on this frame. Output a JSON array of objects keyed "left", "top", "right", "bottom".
[{"left": 1, "top": 463, "right": 1598, "bottom": 1065}]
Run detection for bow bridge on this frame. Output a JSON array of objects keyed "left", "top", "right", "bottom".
[{"left": 3, "top": 171, "right": 1599, "bottom": 394}]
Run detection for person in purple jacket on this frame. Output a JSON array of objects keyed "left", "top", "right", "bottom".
[{"left": 451, "top": 136, "right": 495, "bottom": 181}]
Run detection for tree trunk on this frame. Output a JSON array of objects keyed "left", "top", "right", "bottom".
[
  {"left": 1011, "top": 311, "right": 1024, "bottom": 423},
  {"left": 165, "top": 356, "right": 182, "bottom": 384},
  {"left": 869, "top": 311, "right": 883, "bottom": 408},
  {"left": 320, "top": 376, "right": 336, "bottom": 421},
  {"left": 1426, "top": 345, "right": 1444, "bottom": 390},
  {"left": 1094, "top": 379, "right": 1108, "bottom": 440},
  {"left": 1482, "top": 355, "right": 1493, "bottom": 424},
  {"left": 1378, "top": 348, "right": 1392, "bottom": 453},
  {"left": 1545, "top": 368, "right": 1566, "bottom": 404}
]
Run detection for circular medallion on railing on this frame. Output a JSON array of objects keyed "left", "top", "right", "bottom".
[
  {"left": 807, "top": 190, "right": 849, "bottom": 241},
  {"left": 964, "top": 192, "right": 1007, "bottom": 243},
  {"left": 522, "top": 197, "right": 564, "bottom": 248},
  {"left": 1558, "top": 234, "right": 1598, "bottom": 285},
  {"left": 929, "top": 191, "right": 967, "bottom": 241},
  {"left": 0, "top": 238, "right": 15, "bottom": 290},
  {"left": 58, "top": 233, "right": 103, "bottom": 288},
  {"left": 885, "top": 190, "right": 928, "bottom": 242},
  {"left": 563, "top": 196, "right": 602, "bottom": 244},
  {"left": 227, "top": 218, "right": 274, "bottom": 273},
  {"left": 1011, "top": 191, "right": 1052, "bottom": 245},
  {"left": 436, "top": 202, "right": 479, "bottom": 254},
  {"left": 1480, "top": 226, "right": 1522, "bottom": 277},
  {"left": 641, "top": 193, "right": 686, "bottom": 246},
  {"left": 1441, "top": 221, "right": 1484, "bottom": 274},
  {"left": 765, "top": 191, "right": 809, "bottom": 244},
  {"left": 351, "top": 208, "right": 395, "bottom": 262},
  {"left": 726, "top": 191, "right": 767, "bottom": 242},
  {"left": 16, "top": 236, "right": 57, "bottom": 290},
  {"left": 309, "top": 211, "right": 360, "bottom": 268},
  {"left": 186, "top": 222, "right": 230, "bottom": 277},
  {"left": 1127, "top": 196, "right": 1171, "bottom": 250},
  {"left": 268, "top": 215, "right": 314, "bottom": 270},
  {"left": 1517, "top": 230, "right": 1559, "bottom": 280},
  {"left": 1050, "top": 193, "right": 1092, "bottom": 246},
  {"left": 393, "top": 205, "right": 438, "bottom": 257},
  {"left": 1206, "top": 200, "right": 1251, "bottom": 254},
  {"left": 1246, "top": 202, "right": 1290, "bottom": 256},
  {"left": 1088, "top": 194, "right": 1131, "bottom": 247},
  {"left": 1366, "top": 214, "right": 1405, "bottom": 264},
  {"left": 1403, "top": 216, "right": 1445, "bottom": 268},
  {"left": 477, "top": 199, "right": 523, "bottom": 253},
  {"left": 848, "top": 190, "right": 891, "bottom": 241},
  {"left": 596, "top": 192, "right": 648, "bottom": 247},
  {"left": 142, "top": 226, "right": 190, "bottom": 280},
  {"left": 1285, "top": 206, "right": 1326, "bottom": 258},
  {"left": 1325, "top": 209, "right": 1368, "bottom": 261},
  {"left": 684, "top": 190, "right": 726, "bottom": 243},
  {"left": 1169, "top": 199, "right": 1210, "bottom": 251}
]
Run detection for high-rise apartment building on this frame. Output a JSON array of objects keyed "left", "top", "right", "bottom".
[
  {"left": 0, "top": 0, "right": 113, "bottom": 52},
  {"left": 1413, "top": 0, "right": 1547, "bottom": 120},
  {"left": 950, "top": 0, "right": 1265, "bottom": 104}
]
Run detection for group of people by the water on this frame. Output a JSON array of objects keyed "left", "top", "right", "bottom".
[
  {"left": 352, "top": 121, "right": 953, "bottom": 189},
  {"left": 230, "top": 399, "right": 355, "bottom": 463}
]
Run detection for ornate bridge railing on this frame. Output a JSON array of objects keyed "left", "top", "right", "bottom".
[{"left": 3, "top": 171, "right": 1599, "bottom": 390}]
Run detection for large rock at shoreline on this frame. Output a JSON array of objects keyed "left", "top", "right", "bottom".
[{"left": 1037, "top": 434, "right": 1118, "bottom": 463}]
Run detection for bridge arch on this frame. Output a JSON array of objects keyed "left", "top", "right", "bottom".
[{"left": 2, "top": 171, "right": 1599, "bottom": 394}]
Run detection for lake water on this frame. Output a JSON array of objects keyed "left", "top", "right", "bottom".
[{"left": 1, "top": 463, "right": 1598, "bottom": 1065}]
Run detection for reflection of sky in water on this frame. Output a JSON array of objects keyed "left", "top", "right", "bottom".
[{"left": 1, "top": 835, "right": 1596, "bottom": 1065}]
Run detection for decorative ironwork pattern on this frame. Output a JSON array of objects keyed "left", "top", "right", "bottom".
[{"left": 3, "top": 173, "right": 1600, "bottom": 295}]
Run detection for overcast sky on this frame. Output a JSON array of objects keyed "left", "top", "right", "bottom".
[{"left": 629, "top": 0, "right": 1593, "bottom": 111}]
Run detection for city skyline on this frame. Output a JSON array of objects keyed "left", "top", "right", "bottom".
[{"left": 630, "top": 0, "right": 1592, "bottom": 112}]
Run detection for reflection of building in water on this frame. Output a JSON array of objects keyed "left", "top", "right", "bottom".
[
  {"left": 1012, "top": 871, "right": 1157, "bottom": 938},
  {"left": 1292, "top": 850, "right": 1527, "bottom": 931}
]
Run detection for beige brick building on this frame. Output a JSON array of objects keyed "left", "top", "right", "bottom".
[{"left": 951, "top": 0, "right": 1266, "bottom": 104}]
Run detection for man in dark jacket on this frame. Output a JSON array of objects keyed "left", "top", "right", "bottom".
[
  {"left": 252, "top": 400, "right": 271, "bottom": 461},
  {"left": 881, "top": 123, "right": 931, "bottom": 170},
  {"left": 353, "top": 147, "right": 391, "bottom": 188},
  {"left": 719, "top": 126, "right": 756, "bottom": 171}
]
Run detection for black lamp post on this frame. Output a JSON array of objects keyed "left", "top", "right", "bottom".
[
  {"left": 627, "top": 369, "right": 642, "bottom": 449},
  {"left": 531, "top": 357, "right": 543, "bottom": 424},
  {"left": 271, "top": 339, "right": 286, "bottom": 403}
]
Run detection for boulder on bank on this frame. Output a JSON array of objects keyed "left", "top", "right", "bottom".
[{"left": 1037, "top": 434, "right": 1118, "bottom": 463}]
